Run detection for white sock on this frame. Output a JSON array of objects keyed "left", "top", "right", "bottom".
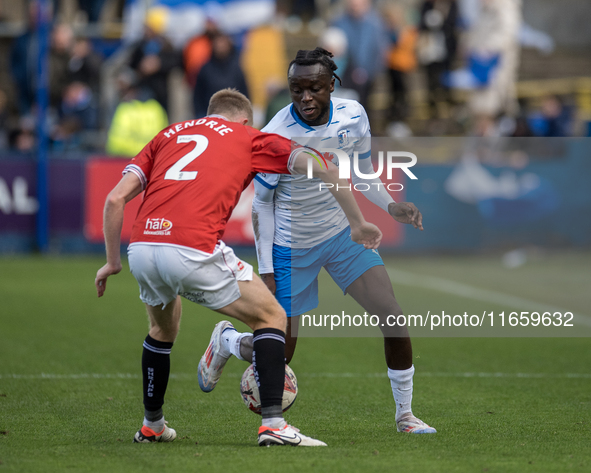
[
  {"left": 388, "top": 365, "right": 415, "bottom": 422},
  {"left": 143, "top": 417, "right": 165, "bottom": 432},
  {"left": 262, "top": 417, "right": 286, "bottom": 429},
  {"left": 222, "top": 328, "right": 250, "bottom": 361}
]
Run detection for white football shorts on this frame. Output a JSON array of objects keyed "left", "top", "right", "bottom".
[{"left": 127, "top": 241, "right": 253, "bottom": 310}]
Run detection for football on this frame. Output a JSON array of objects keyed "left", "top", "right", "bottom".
[{"left": 240, "top": 364, "right": 298, "bottom": 415}]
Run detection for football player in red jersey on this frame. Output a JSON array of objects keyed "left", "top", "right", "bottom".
[{"left": 94, "top": 89, "right": 381, "bottom": 446}]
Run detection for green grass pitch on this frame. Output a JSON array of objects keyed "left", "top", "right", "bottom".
[{"left": 1, "top": 252, "right": 590, "bottom": 472}]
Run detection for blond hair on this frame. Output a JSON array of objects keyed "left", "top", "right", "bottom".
[{"left": 207, "top": 88, "right": 253, "bottom": 126}]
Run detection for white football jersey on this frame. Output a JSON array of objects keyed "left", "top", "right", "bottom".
[{"left": 257, "top": 97, "right": 371, "bottom": 248}]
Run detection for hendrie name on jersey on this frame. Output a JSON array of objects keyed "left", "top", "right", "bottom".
[{"left": 163, "top": 118, "right": 234, "bottom": 139}]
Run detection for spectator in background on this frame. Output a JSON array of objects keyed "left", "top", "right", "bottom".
[
  {"left": 319, "top": 27, "right": 348, "bottom": 79},
  {"left": 9, "top": 116, "right": 37, "bottom": 153},
  {"left": 52, "top": 81, "right": 98, "bottom": 150},
  {"left": 264, "top": 79, "right": 291, "bottom": 125},
  {"left": 417, "top": 0, "right": 458, "bottom": 118},
  {"left": 127, "top": 7, "right": 181, "bottom": 112},
  {"left": 291, "top": 0, "right": 317, "bottom": 21},
  {"left": 384, "top": 4, "right": 417, "bottom": 124},
  {"left": 510, "top": 99, "right": 534, "bottom": 137},
  {"left": 241, "top": 24, "right": 289, "bottom": 128},
  {"left": 332, "top": 0, "right": 388, "bottom": 110},
  {"left": 528, "top": 95, "right": 572, "bottom": 137},
  {"left": 192, "top": 32, "right": 249, "bottom": 118},
  {"left": 183, "top": 18, "right": 218, "bottom": 89},
  {"left": 467, "top": 0, "right": 521, "bottom": 136},
  {"left": 106, "top": 71, "right": 168, "bottom": 157},
  {"left": 49, "top": 24, "right": 74, "bottom": 110},
  {"left": 54, "top": 0, "right": 106, "bottom": 23},
  {"left": 10, "top": 1, "right": 42, "bottom": 116},
  {"left": 318, "top": 27, "right": 359, "bottom": 101},
  {"left": 68, "top": 38, "right": 103, "bottom": 94},
  {"left": 48, "top": 30, "right": 103, "bottom": 151},
  {"left": 78, "top": 0, "right": 107, "bottom": 23}
]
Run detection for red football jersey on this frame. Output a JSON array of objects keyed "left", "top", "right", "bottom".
[{"left": 124, "top": 116, "right": 294, "bottom": 253}]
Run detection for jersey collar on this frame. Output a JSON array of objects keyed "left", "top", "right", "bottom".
[
  {"left": 206, "top": 114, "right": 229, "bottom": 121},
  {"left": 289, "top": 100, "right": 334, "bottom": 131}
]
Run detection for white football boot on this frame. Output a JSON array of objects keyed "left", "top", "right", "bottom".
[
  {"left": 396, "top": 413, "right": 437, "bottom": 434},
  {"left": 198, "top": 321, "right": 234, "bottom": 392},
  {"left": 133, "top": 424, "right": 177, "bottom": 443},
  {"left": 258, "top": 424, "right": 327, "bottom": 447}
]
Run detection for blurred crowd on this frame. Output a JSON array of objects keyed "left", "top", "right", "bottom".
[{"left": 0, "top": 0, "right": 588, "bottom": 157}]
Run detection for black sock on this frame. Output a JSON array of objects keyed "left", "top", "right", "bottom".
[
  {"left": 142, "top": 335, "right": 173, "bottom": 418},
  {"left": 252, "top": 328, "right": 285, "bottom": 417}
]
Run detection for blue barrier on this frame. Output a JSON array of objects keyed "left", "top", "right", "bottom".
[{"left": 1, "top": 141, "right": 590, "bottom": 253}]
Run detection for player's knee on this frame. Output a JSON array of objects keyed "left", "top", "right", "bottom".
[
  {"left": 259, "top": 301, "right": 287, "bottom": 332},
  {"left": 371, "top": 300, "right": 402, "bottom": 321},
  {"left": 379, "top": 313, "right": 409, "bottom": 338},
  {"left": 149, "top": 324, "right": 179, "bottom": 343},
  {"left": 392, "top": 299, "right": 403, "bottom": 316}
]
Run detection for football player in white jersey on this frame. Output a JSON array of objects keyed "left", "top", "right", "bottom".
[{"left": 198, "top": 48, "right": 436, "bottom": 434}]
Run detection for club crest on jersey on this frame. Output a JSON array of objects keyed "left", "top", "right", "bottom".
[
  {"left": 144, "top": 217, "right": 173, "bottom": 235},
  {"left": 337, "top": 129, "right": 349, "bottom": 146}
]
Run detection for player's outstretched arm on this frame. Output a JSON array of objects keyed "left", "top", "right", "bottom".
[
  {"left": 291, "top": 150, "right": 382, "bottom": 249},
  {"left": 351, "top": 155, "right": 396, "bottom": 213},
  {"left": 351, "top": 157, "right": 423, "bottom": 231},
  {"left": 388, "top": 202, "right": 424, "bottom": 231},
  {"left": 95, "top": 172, "right": 143, "bottom": 297}
]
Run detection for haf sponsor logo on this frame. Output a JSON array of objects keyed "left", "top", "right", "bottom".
[{"left": 144, "top": 217, "right": 173, "bottom": 235}]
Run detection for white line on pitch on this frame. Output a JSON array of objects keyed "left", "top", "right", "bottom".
[
  {"left": 386, "top": 268, "right": 591, "bottom": 328},
  {"left": 300, "top": 372, "right": 591, "bottom": 379},
  {"left": 2, "top": 372, "right": 590, "bottom": 380}
]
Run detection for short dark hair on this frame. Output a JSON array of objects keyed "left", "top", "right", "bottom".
[
  {"left": 207, "top": 88, "right": 253, "bottom": 125},
  {"left": 288, "top": 47, "right": 342, "bottom": 85}
]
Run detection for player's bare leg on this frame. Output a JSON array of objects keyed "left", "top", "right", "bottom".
[
  {"left": 346, "top": 266, "right": 412, "bottom": 370},
  {"left": 146, "top": 296, "right": 183, "bottom": 343},
  {"left": 201, "top": 274, "right": 326, "bottom": 446},
  {"left": 285, "top": 316, "right": 299, "bottom": 364},
  {"left": 346, "top": 266, "right": 436, "bottom": 434},
  {"left": 197, "top": 275, "right": 283, "bottom": 391},
  {"left": 135, "top": 296, "right": 182, "bottom": 443},
  {"left": 198, "top": 275, "right": 283, "bottom": 391},
  {"left": 215, "top": 275, "right": 286, "bottom": 332}
]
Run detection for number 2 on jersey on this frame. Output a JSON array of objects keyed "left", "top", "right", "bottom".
[{"left": 164, "top": 134, "right": 209, "bottom": 181}]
